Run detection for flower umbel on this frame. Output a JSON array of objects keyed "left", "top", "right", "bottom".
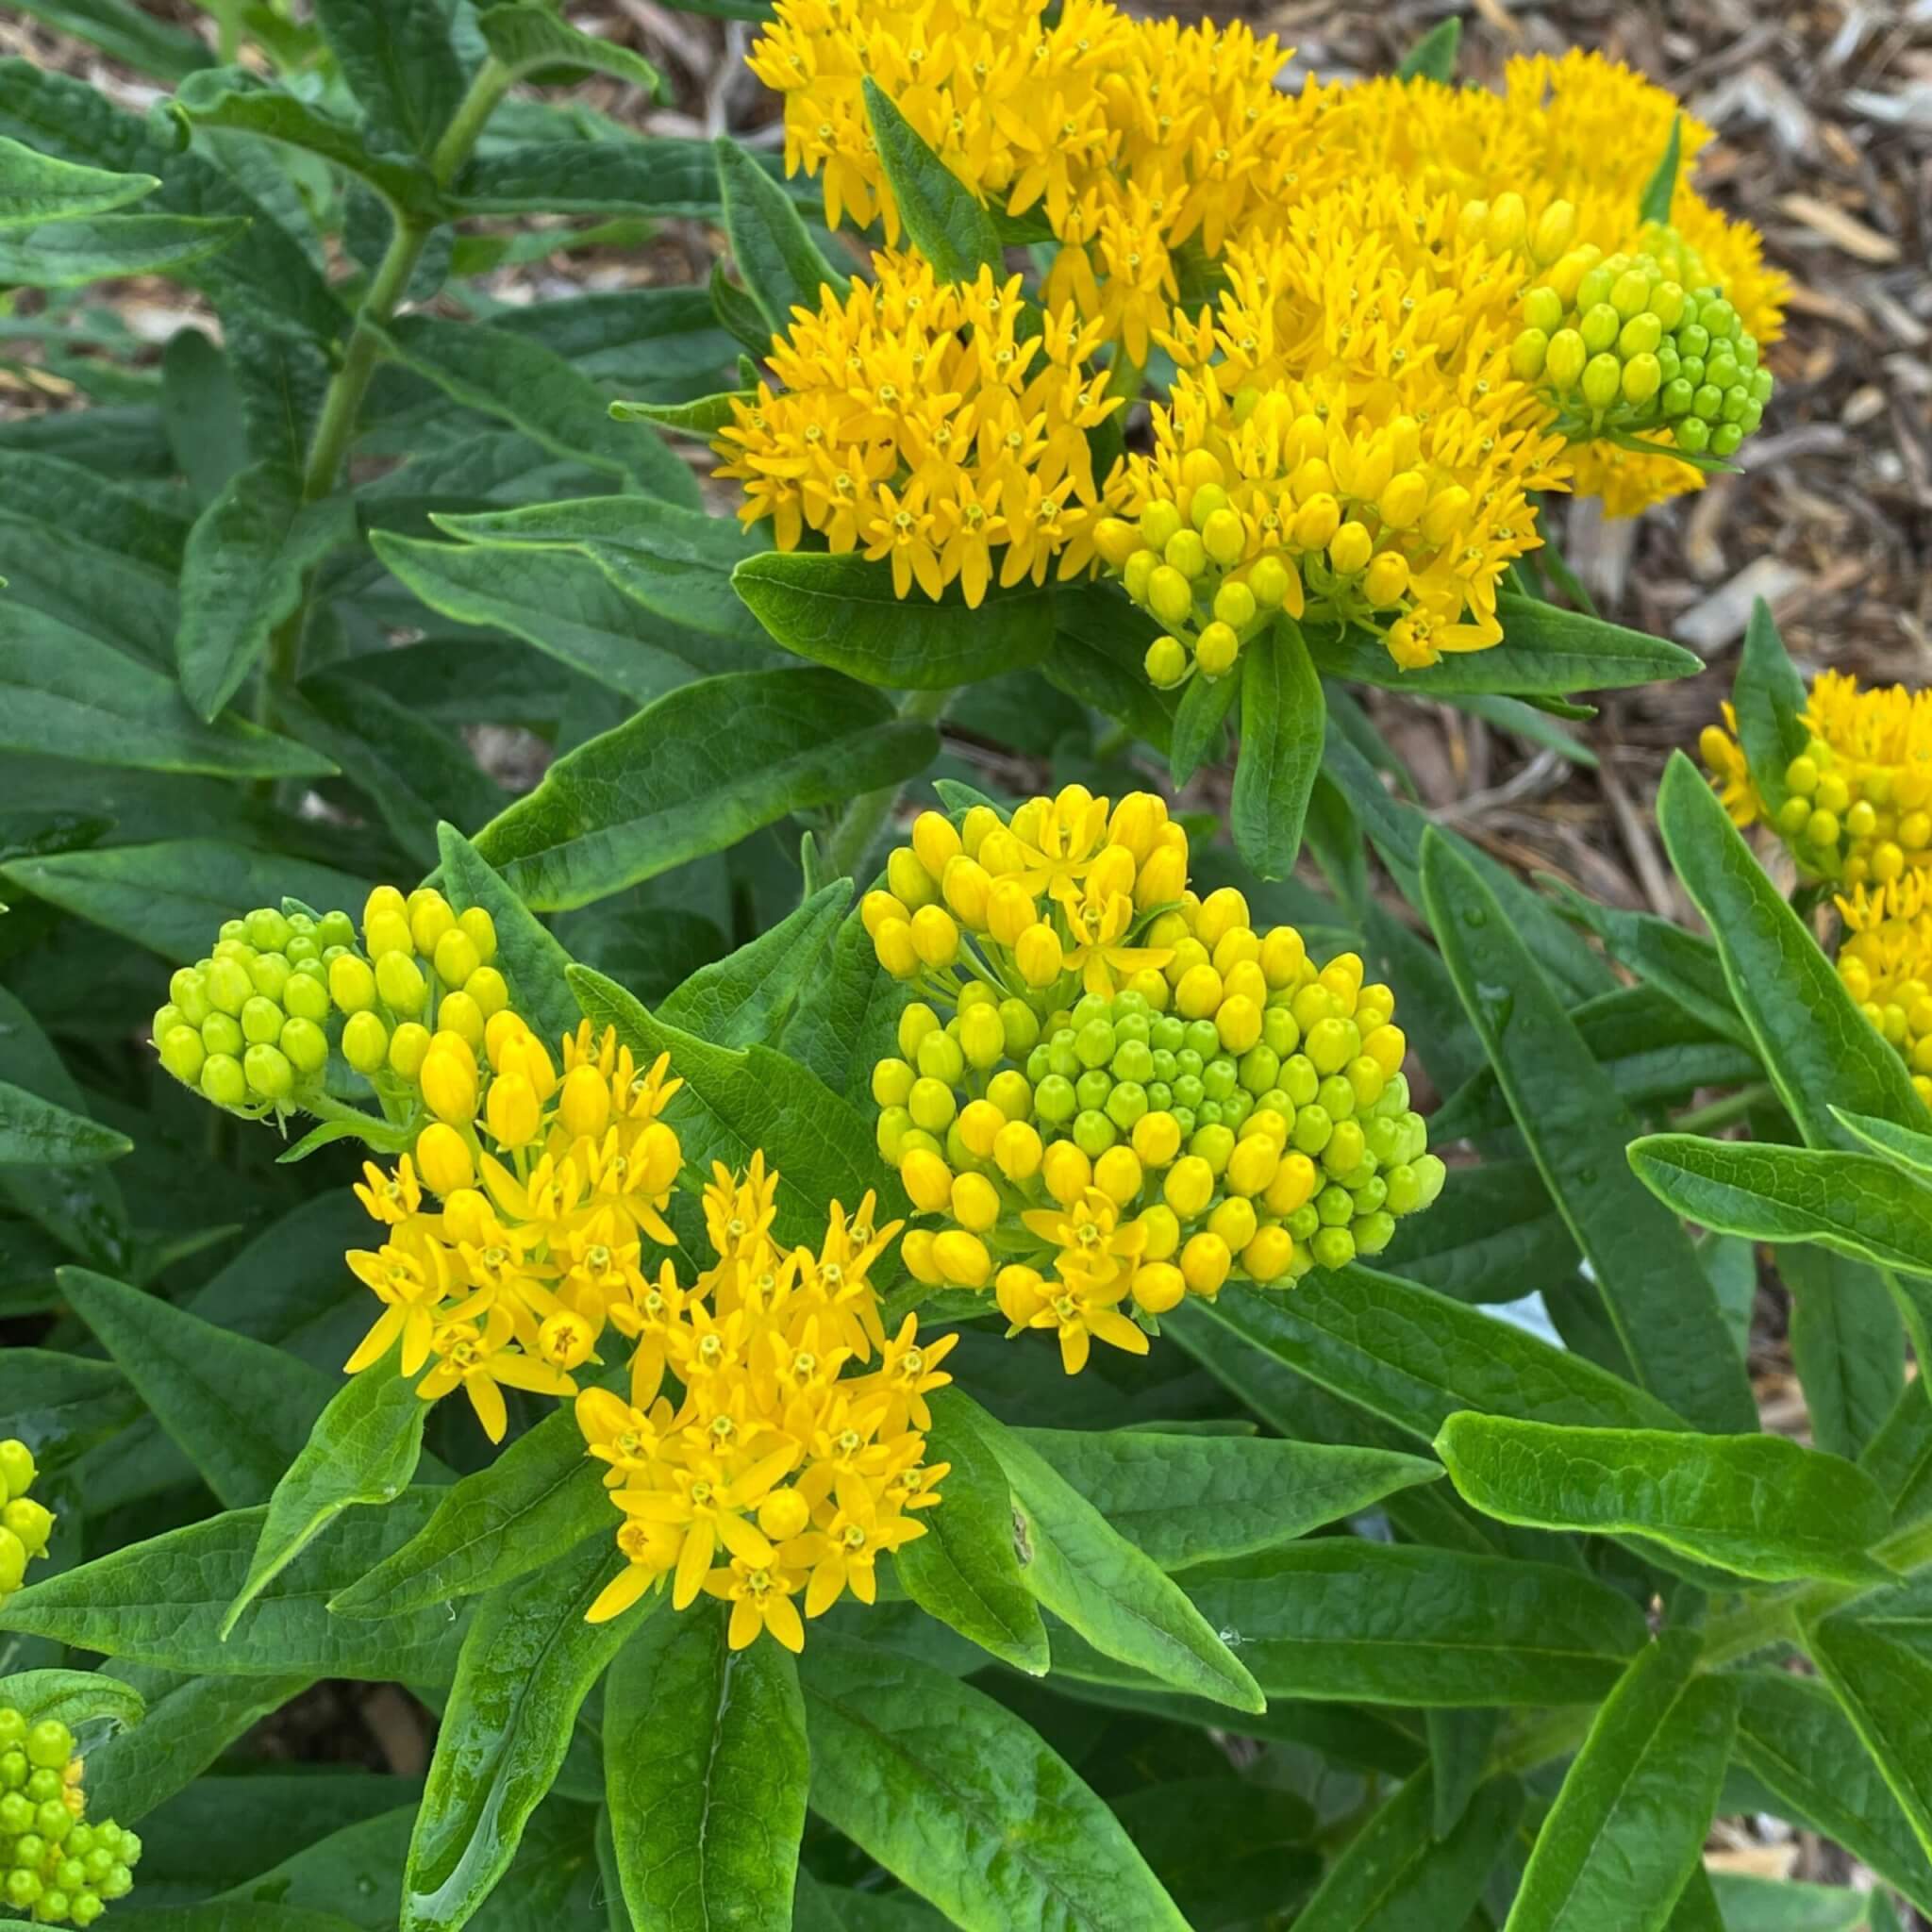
[{"left": 0, "top": 1705, "right": 141, "bottom": 1926}]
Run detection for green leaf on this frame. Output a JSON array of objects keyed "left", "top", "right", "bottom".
[
  {"left": 431, "top": 494, "right": 771, "bottom": 648},
  {"left": 0, "top": 1668, "right": 143, "bottom": 1737},
  {"left": 1291, "top": 1772, "right": 1524, "bottom": 1932},
  {"left": 58, "top": 1267, "right": 335, "bottom": 1509},
  {"left": 604, "top": 1603, "right": 808, "bottom": 1932},
  {"left": 1054, "top": 1541, "right": 1648, "bottom": 1707},
  {"left": 1831, "top": 1108, "right": 1932, "bottom": 1182},
  {"left": 0, "top": 1488, "right": 468, "bottom": 1681},
  {"left": 454, "top": 139, "right": 807, "bottom": 220},
  {"left": 892, "top": 1391, "right": 1048, "bottom": 1674},
  {"left": 860, "top": 76, "right": 1001, "bottom": 283},
  {"left": 569, "top": 965, "right": 906, "bottom": 1243},
  {"left": 176, "top": 460, "right": 357, "bottom": 721},
  {"left": 476, "top": 2, "right": 664, "bottom": 93},
  {"left": 1733, "top": 1670, "right": 1932, "bottom": 1917},
  {"left": 1629, "top": 1136, "right": 1932, "bottom": 1281},
  {"left": 1396, "top": 16, "right": 1461, "bottom": 84},
  {"left": 1657, "top": 753, "right": 1932, "bottom": 1149},
  {"left": 1420, "top": 826, "right": 1757, "bottom": 1432},
  {"left": 2, "top": 1, "right": 211, "bottom": 80},
  {"left": 0, "top": 1081, "right": 130, "bottom": 1166},
  {"left": 962, "top": 1397, "right": 1262, "bottom": 1713},
  {"left": 330, "top": 1402, "right": 607, "bottom": 1621},
  {"left": 1731, "top": 598, "right": 1811, "bottom": 816},
  {"left": 313, "top": 0, "right": 465, "bottom": 158},
  {"left": 0, "top": 1348, "right": 136, "bottom": 1465},
  {"left": 0, "top": 129, "right": 155, "bottom": 225},
  {"left": 1167, "top": 667, "right": 1240, "bottom": 787},
  {"left": 473, "top": 669, "right": 937, "bottom": 910},
  {"left": 0, "top": 606, "right": 334, "bottom": 779},
  {"left": 402, "top": 1539, "right": 648, "bottom": 1932},
  {"left": 373, "top": 314, "right": 700, "bottom": 506},
  {"left": 222, "top": 1347, "right": 430, "bottom": 1639},
  {"left": 92, "top": 1907, "right": 371, "bottom": 1932},
  {"left": 0, "top": 210, "right": 246, "bottom": 287},
  {"left": 800, "top": 1634, "right": 1190, "bottom": 1932},
  {"left": 1106, "top": 1777, "right": 1320, "bottom": 1929},
  {"left": 658, "top": 880, "right": 851, "bottom": 1049},
  {"left": 1807, "top": 1612, "right": 1932, "bottom": 1868},
  {"left": 731, "top": 551, "right": 1055, "bottom": 689},
  {"left": 3, "top": 838, "right": 366, "bottom": 963},
  {"left": 1710, "top": 1875, "right": 1871, "bottom": 1932},
  {"left": 716, "top": 133, "right": 845, "bottom": 332},
  {"left": 1783, "top": 1245, "right": 1904, "bottom": 1462},
  {"left": 1428, "top": 1708, "right": 1505, "bottom": 1841},
  {"left": 1640, "top": 114, "right": 1684, "bottom": 227},
  {"left": 1435, "top": 1411, "right": 1893, "bottom": 1587},
  {"left": 612, "top": 391, "right": 754, "bottom": 437},
  {"left": 1546, "top": 879, "right": 1749, "bottom": 1046},
  {"left": 1012, "top": 1423, "right": 1441, "bottom": 1571},
  {"left": 1231, "top": 615, "right": 1324, "bottom": 881},
  {"left": 1506, "top": 1630, "right": 1737, "bottom": 1932}
]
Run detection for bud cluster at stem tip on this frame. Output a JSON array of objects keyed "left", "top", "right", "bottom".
[
  {"left": 1839, "top": 874, "right": 1932, "bottom": 1108},
  {"left": 0, "top": 1440, "right": 51, "bottom": 1601},
  {"left": 0, "top": 1706, "right": 140, "bottom": 1926},
  {"left": 860, "top": 786, "right": 1442, "bottom": 1373}
]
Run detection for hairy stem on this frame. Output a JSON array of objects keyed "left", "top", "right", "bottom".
[{"left": 826, "top": 685, "right": 958, "bottom": 880}]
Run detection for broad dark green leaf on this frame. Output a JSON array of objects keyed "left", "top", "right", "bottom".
[
  {"left": 0, "top": 127, "right": 154, "bottom": 225},
  {"left": 454, "top": 140, "right": 808, "bottom": 220},
  {"left": 1378, "top": 1158, "right": 1580, "bottom": 1304},
  {"left": 1046, "top": 590, "right": 1177, "bottom": 757},
  {"left": 0, "top": 1080, "right": 130, "bottom": 1166},
  {"left": 860, "top": 77, "right": 1002, "bottom": 282},
  {"left": 658, "top": 880, "right": 850, "bottom": 1049},
  {"left": 1014, "top": 1423, "right": 1441, "bottom": 1570},
  {"left": 475, "top": 670, "right": 937, "bottom": 909},
  {"left": 0, "top": 501, "right": 177, "bottom": 661},
  {"left": 964, "top": 1398, "right": 1261, "bottom": 1713},
  {"left": 893, "top": 1391, "right": 1048, "bottom": 1674},
  {"left": 1731, "top": 598, "right": 1810, "bottom": 815},
  {"left": 1435, "top": 1412, "right": 1892, "bottom": 1587},
  {"left": 374, "top": 314, "right": 699, "bottom": 506},
  {"left": 732, "top": 551, "right": 1055, "bottom": 689},
  {"left": 1166, "top": 667, "right": 1240, "bottom": 788},
  {"left": 476, "top": 3, "right": 664, "bottom": 92},
  {"left": 59, "top": 1266, "right": 335, "bottom": 1509},
  {"left": 716, "top": 133, "right": 845, "bottom": 331},
  {"left": 329, "top": 1401, "right": 608, "bottom": 1620},
  {"left": 1396, "top": 16, "right": 1461, "bottom": 83},
  {"left": 0, "top": 605, "right": 334, "bottom": 779},
  {"left": 0, "top": 1667, "right": 142, "bottom": 1737},
  {"left": 1832, "top": 1108, "right": 1932, "bottom": 1183},
  {"left": 224, "top": 1348, "right": 430, "bottom": 1638},
  {"left": 1640, "top": 113, "right": 1683, "bottom": 227},
  {"left": 786, "top": 907, "right": 912, "bottom": 1108},
  {"left": 314, "top": 0, "right": 465, "bottom": 158},
  {"left": 1428, "top": 1708, "right": 1505, "bottom": 1842},
  {"left": 1807, "top": 1613, "right": 1932, "bottom": 1868},
  {"left": 1709, "top": 1875, "right": 1869, "bottom": 1932},
  {"left": 93, "top": 1907, "right": 370, "bottom": 1932},
  {"left": 1505, "top": 1631, "right": 1736, "bottom": 1932},
  {"left": 177, "top": 460, "right": 357, "bottom": 721},
  {"left": 1544, "top": 880, "right": 1749, "bottom": 1046},
  {"left": 1657, "top": 753, "right": 1932, "bottom": 1149},
  {"left": 1231, "top": 615, "right": 1324, "bottom": 881},
  {"left": 403, "top": 1539, "right": 648, "bottom": 1932},
  {"left": 4, "top": 839, "right": 367, "bottom": 963},
  {"left": 1629, "top": 1137, "right": 1932, "bottom": 1281},
  {"left": 1862, "top": 1385, "right": 1932, "bottom": 1528},
  {"left": 0, "top": 210, "right": 245, "bottom": 287},
  {"left": 1783, "top": 1245, "right": 1904, "bottom": 1462},
  {"left": 0, "top": 1488, "right": 468, "bottom": 1681},
  {"left": 1291, "top": 1770, "right": 1524, "bottom": 1932},
  {"left": 801, "top": 1635, "right": 1190, "bottom": 1932},
  {"left": 2, "top": 1, "right": 211, "bottom": 80},
  {"left": 0, "top": 445, "right": 187, "bottom": 573},
  {"left": 0, "top": 1348, "right": 136, "bottom": 1464},
  {"left": 1107, "top": 1777, "right": 1320, "bottom": 1930},
  {"left": 434, "top": 823, "right": 582, "bottom": 1052},
  {"left": 605, "top": 1604, "right": 808, "bottom": 1932},
  {"left": 1420, "top": 827, "right": 1757, "bottom": 1433}
]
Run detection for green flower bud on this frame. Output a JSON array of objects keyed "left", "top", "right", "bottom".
[
  {"left": 35, "top": 1797, "right": 71, "bottom": 1841},
  {"left": 204, "top": 957, "right": 251, "bottom": 1017},
  {"left": 279, "top": 1017, "right": 329, "bottom": 1076},
  {"left": 239, "top": 995, "right": 282, "bottom": 1046},
  {"left": 1580, "top": 352, "right": 1622, "bottom": 408},
  {"left": 0, "top": 1751, "right": 23, "bottom": 1790},
  {"left": 1676, "top": 415, "right": 1711, "bottom": 455},
  {"left": 25, "top": 1723, "right": 69, "bottom": 1774},
  {"left": 1034, "top": 1074, "right": 1077, "bottom": 1124},
  {"left": 4, "top": 1870, "right": 38, "bottom": 1909},
  {"left": 341, "top": 1011, "right": 388, "bottom": 1075},
  {"left": 199, "top": 1053, "right": 247, "bottom": 1108},
  {"left": 242, "top": 1043, "right": 294, "bottom": 1102},
  {"left": 375, "top": 950, "right": 427, "bottom": 1018},
  {"left": 3, "top": 1498, "right": 52, "bottom": 1557},
  {"left": 167, "top": 968, "right": 211, "bottom": 1027},
  {"left": 999, "top": 999, "right": 1040, "bottom": 1057},
  {"left": 1523, "top": 285, "right": 1564, "bottom": 333},
  {"left": 282, "top": 970, "right": 330, "bottom": 1024},
  {"left": 1072, "top": 1108, "right": 1116, "bottom": 1157},
  {"left": 328, "top": 953, "right": 377, "bottom": 1015},
  {"left": 987, "top": 1070, "right": 1032, "bottom": 1120},
  {"left": 1710, "top": 422, "right": 1743, "bottom": 458},
  {"left": 158, "top": 1025, "right": 207, "bottom": 1087},
  {"left": 0, "top": 1791, "right": 26, "bottom": 1836},
  {"left": 72, "top": 1890, "right": 105, "bottom": 1925},
  {"left": 0, "top": 1456, "right": 25, "bottom": 1511},
  {"left": 1074, "top": 1068, "right": 1111, "bottom": 1112},
  {"left": 1106, "top": 1081, "right": 1149, "bottom": 1129},
  {"left": 1578, "top": 303, "right": 1619, "bottom": 353},
  {"left": 1143, "top": 634, "right": 1190, "bottom": 688},
  {"left": 248, "top": 953, "right": 291, "bottom": 1003},
  {"left": 1509, "top": 327, "right": 1548, "bottom": 379},
  {"left": 916, "top": 1030, "right": 965, "bottom": 1084}
]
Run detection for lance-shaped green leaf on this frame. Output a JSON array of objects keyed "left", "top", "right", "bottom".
[
  {"left": 1396, "top": 16, "right": 1461, "bottom": 83},
  {"left": 1807, "top": 1612, "right": 1932, "bottom": 1868},
  {"left": 860, "top": 77, "right": 1001, "bottom": 282},
  {"left": 1544, "top": 880, "right": 1748, "bottom": 1045},
  {"left": 473, "top": 668, "right": 937, "bottom": 910},
  {"left": 613, "top": 391, "right": 755, "bottom": 438},
  {"left": 0, "top": 211, "right": 245, "bottom": 287},
  {"left": 453, "top": 139, "right": 806, "bottom": 220},
  {"left": 1107, "top": 1777, "right": 1320, "bottom": 1929},
  {"left": 223, "top": 1348, "right": 431, "bottom": 1638},
  {"left": 0, "top": 606, "right": 334, "bottom": 779},
  {"left": 329, "top": 1401, "right": 608, "bottom": 1621},
  {"left": 402, "top": 1539, "right": 649, "bottom": 1932},
  {"left": 800, "top": 1635, "right": 1190, "bottom": 1932},
  {"left": 476, "top": 2, "right": 664, "bottom": 93},
  {"left": 1428, "top": 1708, "right": 1504, "bottom": 1841},
  {"left": 1167, "top": 669, "right": 1240, "bottom": 787},
  {"left": 1629, "top": 1137, "right": 1932, "bottom": 1280},
  {"left": 0, "top": 130, "right": 155, "bottom": 225},
  {"left": 1051, "top": 1541, "right": 1647, "bottom": 1707},
  {"left": 1639, "top": 114, "right": 1683, "bottom": 226},
  {"left": 716, "top": 133, "right": 845, "bottom": 332},
  {"left": 1731, "top": 598, "right": 1811, "bottom": 815},
  {"left": 1783, "top": 1244, "right": 1904, "bottom": 1462},
  {"left": 891, "top": 1390, "right": 1048, "bottom": 1674},
  {"left": 732, "top": 551, "right": 1055, "bottom": 689},
  {"left": 658, "top": 879, "right": 851, "bottom": 1049},
  {"left": 1420, "top": 827, "right": 1757, "bottom": 1433},
  {"left": 1657, "top": 752, "right": 1932, "bottom": 1149},
  {"left": 1291, "top": 1770, "right": 1524, "bottom": 1932},
  {"left": 0, "top": 1669, "right": 142, "bottom": 1738},
  {"left": 0, "top": 1489, "right": 468, "bottom": 1681},
  {"left": 1505, "top": 1631, "right": 1737, "bottom": 1932},
  {"left": 1832, "top": 1108, "right": 1932, "bottom": 1183},
  {"left": 1013, "top": 1423, "right": 1441, "bottom": 1571},
  {"left": 58, "top": 1267, "right": 335, "bottom": 1509},
  {"left": 94, "top": 1907, "right": 371, "bottom": 1932},
  {"left": 1434, "top": 1412, "right": 1893, "bottom": 1587},
  {"left": 313, "top": 0, "right": 464, "bottom": 158},
  {"left": 0, "top": 1081, "right": 130, "bottom": 1167},
  {"left": 176, "top": 460, "right": 357, "bottom": 721},
  {"left": 1707, "top": 1874, "right": 1867, "bottom": 1932},
  {"left": 1231, "top": 615, "right": 1324, "bottom": 881},
  {"left": 604, "top": 1603, "right": 808, "bottom": 1932},
  {"left": 963, "top": 1397, "right": 1261, "bottom": 1713},
  {"left": 0, "top": 1348, "right": 136, "bottom": 1465}
]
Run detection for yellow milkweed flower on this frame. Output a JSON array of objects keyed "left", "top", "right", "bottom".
[
  {"left": 577, "top": 1156, "right": 953, "bottom": 1653},
  {"left": 1838, "top": 874, "right": 1932, "bottom": 1108}
]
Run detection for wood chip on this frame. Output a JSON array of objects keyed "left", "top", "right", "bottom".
[
  {"left": 1675, "top": 558, "right": 1809, "bottom": 657},
  {"left": 1777, "top": 193, "right": 1903, "bottom": 264}
]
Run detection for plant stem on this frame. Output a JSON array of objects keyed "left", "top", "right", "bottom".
[
  {"left": 1671, "top": 1081, "right": 1776, "bottom": 1136},
  {"left": 826, "top": 685, "right": 958, "bottom": 880}
]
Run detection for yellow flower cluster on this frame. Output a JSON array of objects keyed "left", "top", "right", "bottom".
[
  {"left": 576, "top": 1156, "right": 953, "bottom": 1653},
  {"left": 712, "top": 252, "right": 1119, "bottom": 605},
  {"left": 341, "top": 1018, "right": 685, "bottom": 1441},
  {"left": 861, "top": 786, "right": 1441, "bottom": 1372},
  {"left": 1702, "top": 673, "right": 1932, "bottom": 889},
  {"left": 1838, "top": 874, "right": 1932, "bottom": 1107}
]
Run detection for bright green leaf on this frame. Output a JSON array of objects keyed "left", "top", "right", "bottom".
[
  {"left": 1231, "top": 615, "right": 1324, "bottom": 882},
  {"left": 1396, "top": 17, "right": 1461, "bottom": 84},
  {"left": 0, "top": 129, "right": 154, "bottom": 226},
  {"left": 1731, "top": 598, "right": 1811, "bottom": 817},
  {"left": 1807, "top": 1612, "right": 1932, "bottom": 1869},
  {"left": 716, "top": 133, "right": 845, "bottom": 331},
  {"left": 860, "top": 77, "right": 1001, "bottom": 282},
  {"left": 313, "top": 0, "right": 464, "bottom": 158},
  {"left": 476, "top": 3, "right": 664, "bottom": 93},
  {"left": 1639, "top": 115, "right": 1683, "bottom": 227},
  {"left": 658, "top": 880, "right": 851, "bottom": 1049}
]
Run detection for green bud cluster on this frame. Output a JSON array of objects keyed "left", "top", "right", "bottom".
[
  {"left": 0, "top": 1710, "right": 141, "bottom": 1926},
  {"left": 1511, "top": 234, "right": 1774, "bottom": 462},
  {"left": 0, "top": 1440, "right": 52, "bottom": 1600}
]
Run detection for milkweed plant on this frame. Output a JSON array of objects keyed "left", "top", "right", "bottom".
[{"left": 0, "top": 3, "right": 1927, "bottom": 1929}]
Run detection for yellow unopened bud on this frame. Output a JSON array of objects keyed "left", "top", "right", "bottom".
[
  {"left": 1363, "top": 552, "right": 1409, "bottom": 607},
  {"left": 341, "top": 1009, "right": 389, "bottom": 1074},
  {"left": 1164, "top": 1155, "right": 1214, "bottom": 1219},
  {"left": 902, "top": 1148, "right": 955, "bottom": 1213},
  {"left": 1328, "top": 521, "right": 1374, "bottom": 576},
  {"left": 329, "top": 953, "right": 377, "bottom": 1015},
  {"left": 1544, "top": 329, "right": 1587, "bottom": 391},
  {"left": 910, "top": 903, "right": 960, "bottom": 968},
  {"left": 1137, "top": 1203, "right": 1180, "bottom": 1259},
  {"left": 912, "top": 810, "right": 962, "bottom": 880},
  {"left": 1180, "top": 1231, "right": 1231, "bottom": 1295},
  {"left": 1131, "top": 1262, "right": 1187, "bottom": 1315},
  {"left": 438, "top": 990, "right": 485, "bottom": 1051},
  {"left": 558, "top": 1062, "right": 611, "bottom": 1141},
  {"left": 366, "top": 908, "right": 413, "bottom": 960},
  {"left": 1264, "top": 1151, "right": 1319, "bottom": 1216},
  {"left": 875, "top": 920, "right": 919, "bottom": 979},
  {"left": 987, "top": 878, "right": 1037, "bottom": 947},
  {"left": 1485, "top": 191, "right": 1526, "bottom": 252},
  {"left": 1292, "top": 493, "right": 1341, "bottom": 551},
  {"left": 1041, "top": 1141, "right": 1092, "bottom": 1207},
  {"left": 1015, "top": 923, "right": 1064, "bottom": 989},
  {"left": 996, "top": 1262, "right": 1047, "bottom": 1327},
  {"left": 942, "top": 856, "right": 992, "bottom": 929},
  {"left": 758, "top": 1487, "right": 812, "bottom": 1541},
  {"left": 1201, "top": 507, "right": 1245, "bottom": 567},
  {"left": 861, "top": 890, "right": 908, "bottom": 938},
  {"left": 902, "top": 1229, "right": 943, "bottom": 1285},
  {"left": 960, "top": 805, "right": 1001, "bottom": 857},
  {"left": 458, "top": 906, "right": 497, "bottom": 965},
  {"left": 1147, "top": 564, "right": 1193, "bottom": 628},
  {"left": 994, "top": 1118, "right": 1043, "bottom": 1181},
  {"left": 1108, "top": 791, "right": 1167, "bottom": 863},
  {"left": 1132, "top": 1110, "right": 1182, "bottom": 1168},
  {"left": 414, "top": 1122, "right": 475, "bottom": 1196},
  {"left": 1531, "top": 198, "right": 1576, "bottom": 264},
  {"left": 409, "top": 892, "right": 456, "bottom": 958},
  {"left": 434, "top": 928, "right": 481, "bottom": 990},
  {"left": 364, "top": 885, "right": 407, "bottom": 931},
  {"left": 1195, "top": 622, "right": 1239, "bottom": 678},
  {"left": 484, "top": 1007, "right": 529, "bottom": 1072},
  {"left": 1378, "top": 473, "right": 1428, "bottom": 529},
  {"left": 387, "top": 1021, "right": 431, "bottom": 1080},
  {"left": 1093, "top": 516, "right": 1140, "bottom": 567},
  {"left": 933, "top": 1230, "right": 992, "bottom": 1288},
  {"left": 1225, "top": 1135, "right": 1280, "bottom": 1198},
  {"left": 464, "top": 967, "right": 509, "bottom": 1019},
  {"left": 485, "top": 1070, "right": 540, "bottom": 1146},
  {"left": 886, "top": 846, "right": 937, "bottom": 910},
  {"left": 1243, "top": 1225, "right": 1294, "bottom": 1284},
  {"left": 1175, "top": 963, "right": 1224, "bottom": 1020},
  {"left": 1134, "top": 841, "right": 1187, "bottom": 911},
  {"left": 1093, "top": 1144, "right": 1143, "bottom": 1207},
  {"left": 950, "top": 1172, "right": 1002, "bottom": 1234},
  {"left": 501, "top": 1030, "right": 557, "bottom": 1102}
]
